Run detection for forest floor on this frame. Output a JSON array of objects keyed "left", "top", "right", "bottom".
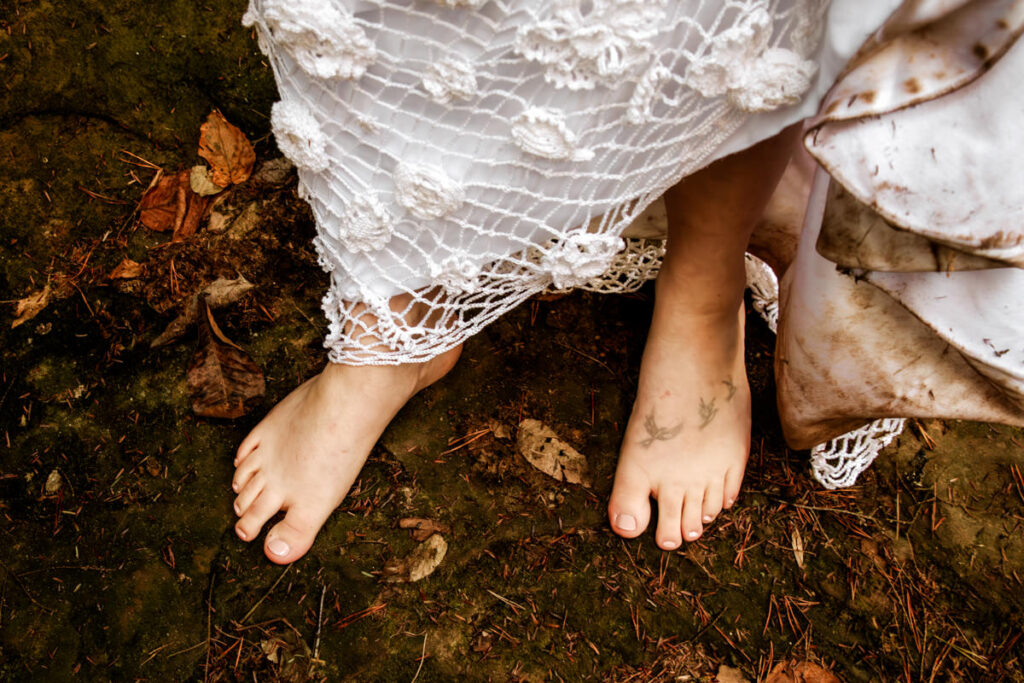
[{"left": 1, "top": 2, "right": 1023, "bottom": 681}]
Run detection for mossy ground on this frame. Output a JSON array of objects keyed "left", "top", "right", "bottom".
[{"left": 2, "top": 2, "right": 1023, "bottom": 681}]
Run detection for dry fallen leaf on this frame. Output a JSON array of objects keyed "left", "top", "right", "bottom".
[
  {"left": 765, "top": 661, "right": 841, "bottom": 683},
  {"left": 108, "top": 258, "right": 144, "bottom": 280},
  {"left": 398, "top": 518, "right": 450, "bottom": 542},
  {"left": 516, "top": 419, "right": 592, "bottom": 487},
  {"left": 138, "top": 168, "right": 213, "bottom": 240},
  {"left": 792, "top": 526, "right": 805, "bottom": 569},
  {"left": 138, "top": 170, "right": 181, "bottom": 232},
  {"left": 186, "top": 298, "right": 265, "bottom": 419},
  {"left": 11, "top": 286, "right": 51, "bottom": 328},
  {"left": 199, "top": 109, "right": 256, "bottom": 188},
  {"left": 151, "top": 275, "right": 255, "bottom": 348},
  {"left": 382, "top": 533, "right": 448, "bottom": 583},
  {"left": 189, "top": 164, "right": 226, "bottom": 197}
]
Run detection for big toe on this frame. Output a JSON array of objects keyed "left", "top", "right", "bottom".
[
  {"left": 608, "top": 463, "right": 652, "bottom": 539},
  {"left": 263, "top": 507, "right": 330, "bottom": 565}
]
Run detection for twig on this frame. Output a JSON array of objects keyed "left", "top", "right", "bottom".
[
  {"left": 241, "top": 565, "right": 291, "bottom": 624},
  {"left": 410, "top": 633, "right": 427, "bottom": 683},
  {"left": 313, "top": 583, "right": 326, "bottom": 661}
]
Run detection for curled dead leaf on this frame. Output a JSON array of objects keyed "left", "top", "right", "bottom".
[
  {"left": 151, "top": 276, "right": 254, "bottom": 348},
  {"left": 11, "top": 286, "right": 51, "bottom": 328},
  {"left": 398, "top": 518, "right": 450, "bottom": 542},
  {"left": 382, "top": 534, "right": 448, "bottom": 583},
  {"left": 108, "top": 258, "right": 144, "bottom": 280},
  {"left": 186, "top": 298, "right": 265, "bottom": 419},
  {"left": 516, "top": 419, "right": 592, "bottom": 487},
  {"left": 138, "top": 168, "right": 213, "bottom": 240},
  {"left": 189, "top": 164, "right": 227, "bottom": 197},
  {"left": 199, "top": 110, "right": 256, "bottom": 188},
  {"left": 138, "top": 170, "right": 181, "bottom": 232}
]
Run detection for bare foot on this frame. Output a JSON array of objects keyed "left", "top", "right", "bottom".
[
  {"left": 231, "top": 346, "right": 461, "bottom": 564},
  {"left": 608, "top": 300, "right": 750, "bottom": 549}
]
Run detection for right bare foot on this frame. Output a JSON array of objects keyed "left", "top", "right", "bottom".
[{"left": 231, "top": 345, "right": 460, "bottom": 564}]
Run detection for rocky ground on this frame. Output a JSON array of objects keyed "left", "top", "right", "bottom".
[{"left": 2, "top": 2, "right": 1023, "bottom": 681}]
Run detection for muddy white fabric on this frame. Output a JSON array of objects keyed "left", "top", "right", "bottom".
[
  {"left": 241, "top": 0, "right": 898, "bottom": 364},
  {"left": 775, "top": 0, "right": 1024, "bottom": 476}
]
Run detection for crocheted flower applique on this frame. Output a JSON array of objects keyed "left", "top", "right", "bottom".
[
  {"left": 511, "top": 108, "right": 595, "bottom": 162},
  {"left": 430, "top": 255, "right": 483, "bottom": 295},
  {"left": 626, "top": 61, "right": 672, "bottom": 124},
  {"left": 543, "top": 232, "right": 624, "bottom": 290},
  {"left": 339, "top": 194, "right": 395, "bottom": 253},
  {"left": 394, "top": 162, "right": 465, "bottom": 220},
  {"left": 244, "top": 0, "right": 376, "bottom": 80},
  {"left": 684, "top": 3, "right": 817, "bottom": 113},
  {"left": 516, "top": 0, "right": 668, "bottom": 90},
  {"left": 270, "top": 100, "right": 330, "bottom": 173},
  {"left": 422, "top": 55, "right": 479, "bottom": 105}
]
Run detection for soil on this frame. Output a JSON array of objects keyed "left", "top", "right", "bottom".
[{"left": 1, "top": 2, "right": 1022, "bottom": 681}]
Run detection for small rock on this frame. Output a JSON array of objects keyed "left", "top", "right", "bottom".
[
  {"left": 252, "top": 157, "right": 295, "bottom": 186},
  {"left": 227, "top": 201, "right": 262, "bottom": 240},
  {"left": 383, "top": 534, "right": 448, "bottom": 583},
  {"left": 44, "top": 469, "right": 62, "bottom": 495},
  {"left": 189, "top": 164, "right": 227, "bottom": 197},
  {"left": 516, "top": 419, "right": 592, "bottom": 487},
  {"left": 206, "top": 210, "right": 232, "bottom": 234}
]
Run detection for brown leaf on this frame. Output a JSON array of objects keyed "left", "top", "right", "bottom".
[
  {"left": 398, "top": 518, "right": 451, "bottom": 542},
  {"left": 173, "top": 186, "right": 213, "bottom": 242},
  {"left": 186, "top": 299, "right": 265, "bottom": 419},
  {"left": 382, "top": 534, "right": 448, "bottom": 583},
  {"left": 138, "top": 170, "right": 182, "bottom": 232},
  {"left": 199, "top": 110, "right": 256, "bottom": 188},
  {"left": 11, "top": 286, "right": 51, "bottom": 328},
  {"left": 516, "top": 419, "right": 592, "bottom": 487},
  {"left": 150, "top": 276, "right": 255, "bottom": 349},
  {"left": 765, "top": 661, "right": 842, "bottom": 683},
  {"left": 109, "top": 258, "right": 145, "bottom": 280}
]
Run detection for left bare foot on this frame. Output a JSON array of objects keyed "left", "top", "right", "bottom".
[{"left": 608, "top": 299, "right": 750, "bottom": 549}]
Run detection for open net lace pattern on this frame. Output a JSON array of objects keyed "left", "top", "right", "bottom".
[{"left": 242, "top": 0, "right": 829, "bottom": 364}]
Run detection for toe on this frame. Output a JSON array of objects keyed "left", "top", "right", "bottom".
[
  {"left": 264, "top": 506, "right": 330, "bottom": 565},
  {"left": 701, "top": 481, "right": 725, "bottom": 524},
  {"left": 235, "top": 428, "right": 261, "bottom": 466},
  {"left": 232, "top": 453, "right": 262, "bottom": 493},
  {"left": 608, "top": 462, "right": 653, "bottom": 538},
  {"left": 681, "top": 488, "right": 705, "bottom": 542},
  {"left": 234, "top": 472, "right": 265, "bottom": 516},
  {"left": 653, "top": 488, "right": 683, "bottom": 550},
  {"left": 724, "top": 466, "right": 744, "bottom": 509},
  {"left": 235, "top": 491, "right": 284, "bottom": 542}
]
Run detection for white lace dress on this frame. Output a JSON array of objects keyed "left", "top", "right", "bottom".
[
  {"left": 240, "top": 0, "right": 1024, "bottom": 486},
  {"left": 240, "top": 0, "right": 896, "bottom": 362}
]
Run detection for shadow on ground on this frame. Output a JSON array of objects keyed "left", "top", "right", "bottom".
[{"left": 2, "top": 2, "right": 1023, "bottom": 681}]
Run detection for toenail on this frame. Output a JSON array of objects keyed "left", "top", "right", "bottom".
[
  {"left": 232, "top": 482, "right": 239, "bottom": 493},
  {"left": 702, "top": 514, "right": 713, "bottom": 523},
  {"left": 662, "top": 540, "right": 679, "bottom": 549},
  {"left": 234, "top": 502, "right": 240, "bottom": 515},
  {"left": 236, "top": 527, "right": 247, "bottom": 541},
  {"left": 726, "top": 497, "right": 735, "bottom": 506},
  {"left": 686, "top": 531, "right": 700, "bottom": 540},
  {"left": 616, "top": 514, "right": 637, "bottom": 531},
  {"left": 267, "top": 538, "right": 290, "bottom": 557}
]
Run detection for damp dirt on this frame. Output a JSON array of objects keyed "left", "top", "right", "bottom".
[{"left": 2, "top": 2, "right": 1023, "bottom": 681}]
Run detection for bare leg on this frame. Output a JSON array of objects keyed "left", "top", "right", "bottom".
[
  {"left": 608, "top": 123, "right": 800, "bottom": 549},
  {"left": 232, "top": 294, "right": 461, "bottom": 564}
]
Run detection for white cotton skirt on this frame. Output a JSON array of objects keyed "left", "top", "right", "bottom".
[{"left": 241, "top": 0, "right": 900, "bottom": 364}]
